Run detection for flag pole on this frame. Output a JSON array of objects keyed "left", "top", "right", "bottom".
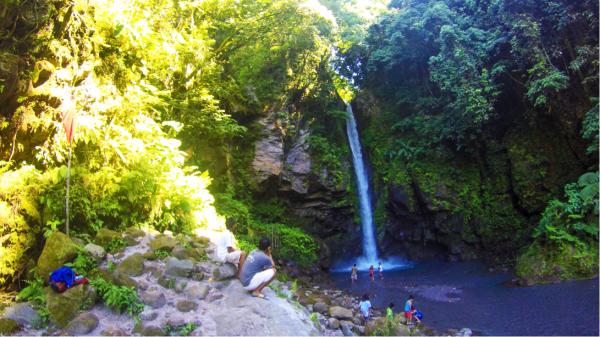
[{"left": 66, "top": 144, "right": 72, "bottom": 236}]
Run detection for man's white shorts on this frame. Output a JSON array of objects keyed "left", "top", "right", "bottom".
[
  {"left": 243, "top": 268, "right": 275, "bottom": 291},
  {"left": 224, "top": 250, "right": 242, "bottom": 266}
]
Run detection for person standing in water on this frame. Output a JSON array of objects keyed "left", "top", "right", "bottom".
[
  {"left": 351, "top": 264, "right": 358, "bottom": 284},
  {"left": 378, "top": 261, "right": 383, "bottom": 280},
  {"left": 369, "top": 265, "right": 375, "bottom": 282}
]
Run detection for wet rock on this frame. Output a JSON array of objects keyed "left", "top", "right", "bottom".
[
  {"left": 46, "top": 284, "right": 97, "bottom": 327},
  {"left": 84, "top": 243, "right": 106, "bottom": 261},
  {"left": 175, "top": 281, "right": 187, "bottom": 293},
  {"left": 143, "top": 250, "right": 157, "bottom": 261},
  {"left": 63, "top": 312, "right": 99, "bottom": 335},
  {"left": 3, "top": 302, "right": 40, "bottom": 327},
  {"left": 176, "top": 300, "right": 198, "bottom": 312},
  {"left": 0, "top": 318, "right": 19, "bottom": 335},
  {"left": 116, "top": 253, "right": 145, "bottom": 276},
  {"left": 329, "top": 306, "right": 353, "bottom": 320},
  {"left": 149, "top": 235, "right": 178, "bottom": 252},
  {"left": 185, "top": 284, "right": 210, "bottom": 300},
  {"left": 36, "top": 231, "right": 78, "bottom": 279},
  {"left": 140, "top": 311, "right": 158, "bottom": 321},
  {"left": 327, "top": 317, "right": 340, "bottom": 329},
  {"left": 140, "top": 290, "right": 166, "bottom": 309},
  {"left": 172, "top": 246, "right": 206, "bottom": 261},
  {"left": 101, "top": 326, "right": 126, "bottom": 336},
  {"left": 141, "top": 325, "right": 165, "bottom": 336},
  {"left": 313, "top": 301, "right": 328, "bottom": 314},
  {"left": 165, "top": 257, "right": 194, "bottom": 277},
  {"left": 212, "top": 264, "right": 236, "bottom": 281},
  {"left": 124, "top": 227, "right": 145, "bottom": 240}
]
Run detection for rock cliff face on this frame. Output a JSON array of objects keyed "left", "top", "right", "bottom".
[{"left": 250, "top": 113, "right": 359, "bottom": 264}]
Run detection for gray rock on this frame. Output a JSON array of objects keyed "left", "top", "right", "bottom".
[
  {"left": 212, "top": 264, "right": 236, "bottom": 281},
  {"left": 184, "top": 284, "right": 210, "bottom": 299},
  {"left": 327, "top": 317, "right": 340, "bottom": 329},
  {"left": 101, "top": 326, "right": 126, "bottom": 336},
  {"left": 3, "top": 302, "right": 41, "bottom": 327},
  {"left": 84, "top": 243, "right": 106, "bottom": 261},
  {"left": 158, "top": 275, "right": 176, "bottom": 289},
  {"left": 329, "top": 306, "right": 353, "bottom": 320},
  {"left": 251, "top": 112, "right": 284, "bottom": 184},
  {"left": 313, "top": 301, "right": 328, "bottom": 314},
  {"left": 141, "top": 325, "right": 165, "bottom": 336},
  {"left": 206, "top": 291, "right": 224, "bottom": 303},
  {"left": 140, "top": 290, "right": 166, "bottom": 309},
  {"left": 459, "top": 328, "right": 473, "bottom": 337},
  {"left": 113, "top": 270, "right": 139, "bottom": 288},
  {"left": 190, "top": 271, "right": 205, "bottom": 281},
  {"left": 140, "top": 311, "right": 158, "bottom": 321},
  {"left": 340, "top": 321, "right": 355, "bottom": 336},
  {"left": 63, "top": 312, "right": 99, "bottom": 335},
  {"left": 116, "top": 253, "right": 145, "bottom": 276},
  {"left": 176, "top": 300, "right": 198, "bottom": 312},
  {"left": 165, "top": 257, "right": 194, "bottom": 277}
]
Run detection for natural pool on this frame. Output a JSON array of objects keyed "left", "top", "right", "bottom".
[{"left": 331, "top": 260, "right": 599, "bottom": 336}]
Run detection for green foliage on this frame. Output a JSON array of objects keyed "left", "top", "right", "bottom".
[
  {"left": 247, "top": 221, "right": 318, "bottom": 267},
  {"left": 16, "top": 278, "right": 49, "bottom": 325},
  {"left": 582, "top": 98, "right": 599, "bottom": 155},
  {"left": 0, "top": 165, "right": 46, "bottom": 285},
  {"left": 165, "top": 322, "right": 197, "bottom": 336},
  {"left": 90, "top": 278, "right": 144, "bottom": 316},
  {"left": 105, "top": 237, "right": 127, "bottom": 254},
  {"left": 154, "top": 248, "right": 171, "bottom": 260},
  {"left": 308, "top": 135, "right": 348, "bottom": 188},
  {"left": 65, "top": 249, "right": 97, "bottom": 275},
  {"left": 534, "top": 172, "right": 599, "bottom": 245}
]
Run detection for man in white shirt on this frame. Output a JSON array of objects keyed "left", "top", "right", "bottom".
[{"left": 219, "top": 218, "right": 246, "bottom": 278}]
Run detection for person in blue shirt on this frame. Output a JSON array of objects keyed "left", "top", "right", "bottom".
[
  {"left": 239, "top": 237, "right": 276, "bottom": 299},
  {"left": 404, "top": 294, "right": 421, "bottom": 324},
  {"left": 359, "top": 294, "right": 372, "bottom": 322}
]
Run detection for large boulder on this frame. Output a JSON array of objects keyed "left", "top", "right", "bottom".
[
  {"left": 36, "top": 231, "right": 78, "bottom": 279},
  {"left": 95, "top": 228, "right": 122, "bottom": 248},
  {"left": 175, "top": 300, "right": 198, "bottom": 312},
  {"left": 328, "top": 306, "right": 353, "bottom": 320},
  {"left": 3, "top": 302, "right": 40, "bottom": 327},
  {"left": 46, "top": 284, "right": 96, "bottom": 327},
  {"left": 116, "top": 253, "right": 145, "bottom": 276},
  {"left": 164, "top": 257, "right": 193, "bottom": 277},
  {"left": 312, "top": 301, "right": 328, "bottom": 314},
  {"left": 281, "top": 129, "right": 311, "bottom": 194},
  {"left": 172, "top": 246, "right": 205, "bottom": 261},
  {"left": 149, "top": 235, "right": 178, "bottom": 252},
  {"left": 63, "top": 312, "right": 99, "bottom": 335}
]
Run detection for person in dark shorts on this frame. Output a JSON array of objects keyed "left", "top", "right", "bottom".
[{"left": 369, "top": 265, "right": 375, "bottom": 282}]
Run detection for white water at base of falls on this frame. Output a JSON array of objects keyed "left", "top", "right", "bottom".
[{"left": 345, "top": 104, "right": 379, "bottom": 265}]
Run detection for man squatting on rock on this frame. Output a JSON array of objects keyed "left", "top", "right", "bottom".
[{"left": 239, "top": 237, "right": 277, "bottom": 298}]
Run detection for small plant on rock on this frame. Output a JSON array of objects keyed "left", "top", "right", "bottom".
[
  {"left": 154, "top": 248, "right": 171, "bottom": 259},
  {"left": 106, "top": 237, "right": 128, "bottom": 253},
  {"left": 16, "top": 278, "right": 49, "bottom": 325},
  {"left": 90, "top": 278, "right": 144, "bottom": 316},
  {"left": 66, "top": 249, "right": 97, "bottom": 275}
]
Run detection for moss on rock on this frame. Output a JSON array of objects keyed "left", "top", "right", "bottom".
[
  {"left": 0, "top": 318, "right": 19, "bottom": 335},
  {"left": 36, "top": 231, "right": 78, "bottom": 279},
  {"left": 516, "top": 241, "right": 599, "bottom": 285},
  {"left": 46, "top": 284, "right": 97, "bottom": 327}
]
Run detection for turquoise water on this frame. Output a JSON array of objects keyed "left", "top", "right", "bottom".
[{"left": 331, "top": 260, "right": 599, "bottom": 336}]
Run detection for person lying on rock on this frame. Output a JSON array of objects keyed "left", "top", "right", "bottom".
[
  {"left": 221, "top": 218, "right": 247, "bottom": 278},
  {"left": 239, "top": 237, "right": 276, "bottom": 299}
]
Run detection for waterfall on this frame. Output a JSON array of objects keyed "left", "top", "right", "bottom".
[{"left": 345, "top": 104, "right": 379, "bottom": 264}]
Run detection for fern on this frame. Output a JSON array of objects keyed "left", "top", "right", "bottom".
[{"left": 90, "top": 278, "right": 144, "bottom": 316}]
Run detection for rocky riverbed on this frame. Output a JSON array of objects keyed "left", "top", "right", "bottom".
[{"left": 0, "top": 228, "right": 439, "bottom": 336}]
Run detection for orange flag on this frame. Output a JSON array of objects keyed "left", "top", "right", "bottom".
[{"left": 61, "top": 109, "right": 75, "bottom": 144}]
